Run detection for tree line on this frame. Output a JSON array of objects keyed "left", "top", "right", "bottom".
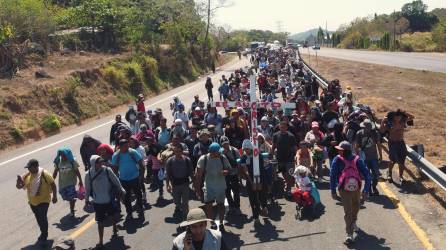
[
  {"left": 0, "top": 0, "right": 285, "bottom": 77},
  {"left": 329, "top": 0, "right": 445, "bottom": 52}
]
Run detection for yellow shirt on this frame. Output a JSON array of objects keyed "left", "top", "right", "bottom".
[{"left": 24, "top": 170, "right": 55, "bottom": 206}]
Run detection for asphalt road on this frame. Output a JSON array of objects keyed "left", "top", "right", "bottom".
[
  {"left": 300, "top": 47, "right": 446, "bottom": 73},
  {"left": 0, "top": 56, "right": 438, "bottom": 250}
]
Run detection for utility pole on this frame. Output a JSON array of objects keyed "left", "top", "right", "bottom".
[{"left": 325, "top": 21, "right": 328, "bottom": 47}]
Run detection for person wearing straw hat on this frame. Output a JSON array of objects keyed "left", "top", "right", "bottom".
[{"left": 172, "top": 208, "right": 225, "bottom": 250}]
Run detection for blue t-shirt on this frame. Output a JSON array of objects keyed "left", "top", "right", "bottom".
[
  {"left": 157, "top": 127, "right": 170, "bottom": 147},
  {"left": 111, "top": 148, "right": 142, "bottom": 181}
]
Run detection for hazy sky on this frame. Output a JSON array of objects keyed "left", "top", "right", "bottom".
[{"left": 212, "top": 0, "right": 445, "bottom": 34}]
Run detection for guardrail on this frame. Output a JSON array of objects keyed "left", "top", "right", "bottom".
[{"left": 296, "top": 48, "right": 446, "bottom": 192}]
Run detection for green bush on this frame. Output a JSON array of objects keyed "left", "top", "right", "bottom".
[
  {"left": 9, "top": 127, "right": 23, "bottom": 141},
  {"left": 41, "top": 114, "right": 61, "bottom": 133},
  {"left": 123, "top": 61, "right": 146, "bottom": 96},
  {"left": 137, "top": 55, "right": 163, "bottom": 91},
  {"left": 0, "top": 110, "right": 12, "bottom": 120},
  {"left": 0, "top": 0, "right": 56, "bottom": 43},
  {"left": 400, "top": 32, "right": 437, "bottom": 52},
  {"left": 102, "top": 65, "right": 128, "bottom": 90}
]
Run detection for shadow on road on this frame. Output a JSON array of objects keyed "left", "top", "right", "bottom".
[
  {"left": 242, "top": 230, "right": 326, "bottom": 247},
  {"left": 21, "top": 240, "right": 54, "bottom": 250},
  {"left": 152, "top": 197, "right": 173, "bottom": 208},
  {"left": 118, "top": 216, "right": 149, "bottom": 235},
  {"left": 368, "top": 194, "right": 399, "bottom": 209},
  {"left": 225, "top": 213, "right": 250, "bottom": 229},
  {"left": 102, "top": 235, "right": 131, "bottom": 249},
  {"left": 223, "top": 231, "right": 245, "bottom": 249},
  {"left": 249, "top": 219, "right": 284, "bottom": 242},
  {"left": 53, "top": 214, "right": 89, "bottom": 231},
  {"left": 267, "top": 202, "right": 285, "bottom": 222},
  {"left": 347, "top": 229, "right": 390, "bottom": 250}
]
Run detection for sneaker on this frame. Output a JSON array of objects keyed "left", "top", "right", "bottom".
[
  {"left": 344, "top": 234, "right": 354, "bottom": 244},
  {"left": 210, "top": 223, "right": 218, "bottom": 230},
  {"left": 219, "top": 224, "right": 226, "bottom": 232}
]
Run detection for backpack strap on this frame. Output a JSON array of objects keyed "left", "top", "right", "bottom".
[
  {"left": 203, "top": 154, "right": 208, "bottom": 174},
  {"left": 219, "top": 155, "right": 225, "bottom": 169}
]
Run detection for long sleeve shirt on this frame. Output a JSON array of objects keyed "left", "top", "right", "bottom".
[
  {"left": 330, "top": 154, "right": 371, "bottom": 194},
  {"left": 85, "top": 167, "right": 125, "bottom": 204}
]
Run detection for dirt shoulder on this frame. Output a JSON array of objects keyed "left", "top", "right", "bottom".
[
  {"left": 0, "top": 51, "right": 235, "bottom": 151},
  {"left": 302, "top": 54, "right": 446, "bottom": 165},
  {"left": 301, "top": 53, "right": 446, "bottom": 209}
]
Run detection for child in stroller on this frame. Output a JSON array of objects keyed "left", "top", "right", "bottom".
[{"left": 291, "top": 165, "right": 320, "bottom": 220}]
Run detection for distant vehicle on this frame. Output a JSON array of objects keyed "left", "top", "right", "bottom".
[
  {"left": 250, "top": 41, "right": 265, "bottom": 50},
  {"left": 303, "top": 41, "right": 308, "bottom": 48},
  {"left": 312, "top": 44, "right": 320, "bottom": 50}
]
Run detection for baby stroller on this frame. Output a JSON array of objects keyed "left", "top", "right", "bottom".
[{"left": 291, "top": 166, "right": 321, "bottom": 220}]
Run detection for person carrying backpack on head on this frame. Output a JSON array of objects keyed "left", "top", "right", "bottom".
[
  {"left": 85, "top": 155, "right": 125, "bottom": 249},
  {"left": 111, "top": 139, "right": 146, "bottom": 219},
  {"left": 329, "top": 141, "right": 371, "bottom": 245},
  {"left": 16, "top": 159, "right": 58, "bottom": 246},
  {"left": 194, "top": 143, "right": 231, "bottom": 232},
  {"left": 52, "top": 147, "right": 83, "bottom": 217}
]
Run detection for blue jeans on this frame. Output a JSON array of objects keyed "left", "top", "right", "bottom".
[{"left": 365, "top": 159, "right": 379, "bottom": 190}]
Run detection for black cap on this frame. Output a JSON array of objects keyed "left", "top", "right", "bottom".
[{"left": 25, "top": 159, "right": 39, "bottom": 168}]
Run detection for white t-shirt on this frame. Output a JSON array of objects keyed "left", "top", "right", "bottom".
[{"left": 295, "top": 175, "right": 312, "bottom": 192}]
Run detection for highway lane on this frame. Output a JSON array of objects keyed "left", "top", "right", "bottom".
[
  {"left": 0, "top": 56, "right": 432, "bottom": 250},
  {"left": 300, "top": 47, "right": 446, "bottom": 73},
  {"left": 0, "top": 56, "right": 246, "bottom": 249}
]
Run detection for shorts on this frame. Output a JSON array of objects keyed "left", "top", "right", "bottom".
[
  {"left": 93, "top": 202, "right": 118, "bottom": 223},
  {"left": 203, "top": 187, "right": 226, "bottom": 204},
  {"left": 277, "top": 162, "right": 295, "bottom": 175},
  {"left": 389, "top": 140, "right": 407, "bottom": 164},
  {"left": 59, "top": 185, "right": 77, "bottom": 201}
]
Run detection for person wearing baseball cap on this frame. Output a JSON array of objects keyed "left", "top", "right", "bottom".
[
  {"left": 330, "top": 141, "right": 371, "bottom": 244},
  {"left": 172, "top": 208, "right": 225, "bottom": 249},
  {"left": 195, "top": 142, "right": 231, "bottom": 232},
  {"left": 16, "top": 159, "right": 57, "bottom": 245},
  {"left": 355, "top": 119, "right": 383, "bottom": 196}
]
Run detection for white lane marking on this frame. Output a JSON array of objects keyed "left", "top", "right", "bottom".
[{"left": 0, "top": 77, "right": 210, "bottom": 167}]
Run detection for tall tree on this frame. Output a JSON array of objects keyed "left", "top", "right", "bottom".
[{"left": 401, "top": 0, "right": 438, "bottom": 31}]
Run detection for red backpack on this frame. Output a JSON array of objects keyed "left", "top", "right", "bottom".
[{"left": 338, "top": 155, "right": 361, "bottom": 192}]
